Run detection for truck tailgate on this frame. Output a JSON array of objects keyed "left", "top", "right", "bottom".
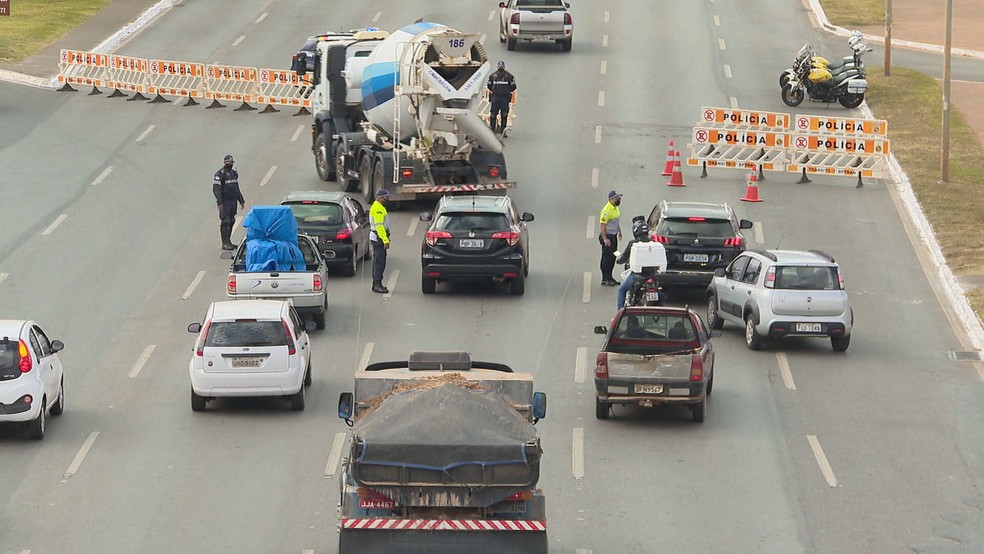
[
  {"left": 232, "top": 273, "right": 319, "bottom": 304},
  {"left": 606, "top": 352, "right": 692, "bottom": 380},
  {"left": 519, "top": 9, "right": 566, "bottom": 33}
]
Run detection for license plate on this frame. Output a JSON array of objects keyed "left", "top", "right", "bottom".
[
  {"left": 795, "top": 323, "right": 822, "bottom": 333},
  {"left": 634, "top": 383, "right": 663, "bottom": 394},
  {"left": 847, "top": 79, "right": 867, "bottom": 93},
  {"left": 491, "top": 500, "right": 527, "bottom": 513},
  {"left": 645, "top": 291, "right": 659, "bottom": 302},
  {"left": 684, "top": 253, "right": 709, "bottom": 263},
  {"left": 359, "top": 498, "right": 396, "bottom": 510},
  {"left": 459, "top": 239, "right": 484, "bottom": 248},
  {"left": 231, "top": 357, "right": 262, "bottom": 368}
]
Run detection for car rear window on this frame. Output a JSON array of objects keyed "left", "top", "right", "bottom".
[
  {"left": 286, "top": 202, "right": 343, "bottom": 228},
  {"left": 435, "top": 212, "right": 510, "bottom": 232},
  {"left": 773, "top": 266, "right": 840, "bottom": 290},
  {"left": 205, "top": 322, "right": 287, "bottom": 348},
  {"left": 615, "top": 314, "right": 697, "bottom": 342},
  {"left": 517, "top": 0, "right": 565, "bottom": 6},
  {"left": 657, "top": 217, "right": 733, "bottom": 238},
  {"left": 0, "top": 339, "right": 20, "bottom": 379}
]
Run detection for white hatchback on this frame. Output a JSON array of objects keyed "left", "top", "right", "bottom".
[
  {"left": 0, "top": 320, "right": 65, "bottom": 439},
  {"left": 187, "top": 300, "right": 313, "bottom": 412}
]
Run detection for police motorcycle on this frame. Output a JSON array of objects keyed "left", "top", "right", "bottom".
[
  {"left": 615, "top": 219, "right": 668, "bottom": 308},
  {"left": 779, "top": 30, "right": 866, "bottom": 89},
  {"left": 781, "top": 37, "right": 871, "bottom": 109}
]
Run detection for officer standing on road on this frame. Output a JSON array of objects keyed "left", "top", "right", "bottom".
[
  {"left": 213, "top": 154, "right": 246, "bottom": 251},
  {"left": 598, "top": 190, "right": 623, "bottom": 286},
  {"left": 369, "top": 189, "right": 392, "bottom": 294},
  {"left": 487, "top": 60, "right": 516, "bottom": 136}
]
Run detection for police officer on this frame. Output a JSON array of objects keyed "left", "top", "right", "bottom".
[
  {"left": 598, "top": 190, "right": 623, "bottom": 286},
  {"left": 213, "top": 155, "right": 246, "bottom": 251},
  {"left": 486, "top": 60, "right": 516, "bottom": 135},
  {"left": 369, "top": 189, "right": 392, "bottom": 294}
]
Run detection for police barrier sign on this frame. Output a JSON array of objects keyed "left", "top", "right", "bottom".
[
  {"left": 793, "top": 115, "right": 888, "bottom": 136},
  {"left": 0, "top": 0, "right": 9, "bottom": 16},
  {"left": 693, "top": 128, "right": 788, "bottom": 148},
  {"left": 700, "top": 107, "right": 788, "bottom": 130},
  {"left": 791, "top": 134, "right": 890, "bottom": 155}
]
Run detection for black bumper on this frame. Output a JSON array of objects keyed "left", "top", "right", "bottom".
[
  {"left": 422, "top": 259, "right": 523, "bottom": 279},
  {"left": 768, "top": 321, "right": 848, "bottom": 338},
  {"left": 658, "top": 270, "right": 718, "bottom": 287},
  {"left": 594, "top": 377, "right": 705, "bottom": 405}
]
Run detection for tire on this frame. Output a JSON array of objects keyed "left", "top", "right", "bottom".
[
  {"left": 27, "top": 398, "right": 46, "bottom": 439},
  {"left": 561, "top": 39, "right": 572, "bottom": 52},
  {"left": 781, "top": 84, "right": 805, "bottom": 107},
  {"left": 745, "top": 315, "right": 764, "bottom": 350},
  {"left": 839, "top": 92, "right": 864, "bottom": 109},
  {"left": 372, "top": 156, "right": 388, "bottom": 202},
  {"left": 191, "top": 389, "right": 206, "bottom": 412},
  {"left": 422, "top": 275, "right": 436, "bottom": 294},
  {"left": 831, "top": 334, "right": 851, "bottom": 352},
  {"left": 510, "top": 275, "right": 525, "bottom": 296},
  {"left": 499, "top": 24, "right": 506, "bottom": 43},
  {"left": 304, "top": 360, "right": 313, "bottom": 387},
  {"left": 707, "top": 294, "right": 724, "bottom": 330},
  {"left": 507, "top": 37, "right": 517, "bottom": 51},
  {"left": 315, "top": 133, "right": 333, "bottom": 182},
  {"left": 595, "top": 397, "right": 609, "bottom": 419},
  {"left": 290, "top": 385, "right": 306, "bottom": 411},
  {"left": 51, "top": 377, "right": 64, "bottom": 415},
  {"left": 779, "top": 72, "right": 790, "bottom": 89},
  {"left": 337, "top": 142, "right": 359, "bottom": 192},
  {"left": 706, "top": 372, "right": 714, "bottom": 396},
  {"left": 360, "top": 155, "right": 375, "bottom": 204},
  {"left": 691, "top": 396, "right": 706, "bottom": 423},
  {"left": 341, "top": 252, "right": 357, "bottom": 277}
]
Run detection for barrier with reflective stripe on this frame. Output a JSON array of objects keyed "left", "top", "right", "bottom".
[
  {"left": 688, "top": 107, "right": 790, "bottom": 174},
  {"left": 56, "top": 49, "right": 110, "bottom": 92},
  {"left": 147, "top": 59, "right": 206, "bottom": 101},
  {"left": 205, "top": 64, "right": 258, "bottom": 110},
  {"left": 254, "top": 69, "right": 312, "bottom": 113},
  {"left": 786, "top": 116, "right": 890, "bottom": 184},
  {"left": 341, "top": 518, "right": 546, "bottom": 531},
  {"left": 107, "top": 55, "right": 149, "bottom": 97}
]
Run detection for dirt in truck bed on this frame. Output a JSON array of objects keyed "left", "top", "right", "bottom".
[{"left": 359, "top": 372, "right": 489, "bottom": 418}]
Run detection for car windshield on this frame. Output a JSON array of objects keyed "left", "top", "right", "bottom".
[
  {"left": 285, "top": 202, "right": 343, "bottom": 229},
  {"left": 517, "top": 0, "right": 565, "bottom": 6},
  {"left": 773, "top": 266, "right": 841, "bottom": 290},
  {"left": 0, "top": 339, "right": 19, "bottom": 377},
  {"left": 658, "top": 217, "right": 733, "bottom": 238},
  {"left": 205, "top": 321, "right": 287, "bottom": 347},
  {"left": 435, "top": 212, "right": 510, "bottom": 232},
  {"left": 615, "top": 314, "right": 697, "bottom": 341}
]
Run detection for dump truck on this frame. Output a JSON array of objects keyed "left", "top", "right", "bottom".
[
  {"left": 335, "top": 351, "right": 547, "bottom": 553},
  {"left": 295, "top": 22, "right": 514, "bottom": 205}
]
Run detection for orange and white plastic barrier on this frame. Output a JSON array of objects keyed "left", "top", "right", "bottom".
[
  {"left": 147, "top": 59, "right": 206, "bottom": 104},
  {"left": 204, "top": 64, "right": 258, "bottom": 110},
  {"left": 56, "top": 50, "right": 110, "bottom": 93},
  {"left": 255, "top": 69, "right": 313, "bottom": 114},
  {"left": 106, "top": 54, "right": 149, "bottom": 98}
]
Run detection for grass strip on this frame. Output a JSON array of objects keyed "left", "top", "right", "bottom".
[{"left": 0, "top": 0, "right": 111, "bottom": 63}]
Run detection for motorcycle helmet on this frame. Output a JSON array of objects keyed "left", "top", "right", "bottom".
[
  {"left": 632, "top": 218, "right": 652, "bottom": 241},
  {"left": 809, "top": 66, "right": 833, "bottom": 83}
]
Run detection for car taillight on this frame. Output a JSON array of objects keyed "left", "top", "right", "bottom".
[
  {"left": 837, "top": 270, "right": 845, "bottom": 289},
  {"left": 492, "top": 230, "right": 520, "bottom": 246},
  {"left": 313, "top": 274, "right": 323, "bottom": 292},
  {"left": 282, "top": 318, "right": 296, "bottom": 355},
  {"left": 723, "top": 236, "right": 744, "bottom": 247},
  {"left": 425, "top": 230, "right": 452, "bottom": 246},
  {"left": 653, "top": 234, "right": 670, "bottom": 244},
  {"left": 564, "top": 13, "right": 572, "bottom": 25},
  {"left": 488, "top": 165, "right": 501, "bottom": 178},
  {"left": 196, "top": 321, "right": 211, "bottom": 357},
  {"left": 595, "top": 352, "right": 609, "bottom": 379},
  {"left": 336, "top": 227, "right": 352, "bottom": 240},
  {"left": 227, "top": 275, "right": 237, "bottom": 294},
  {"left": 764, "top": 267, "right": 776, "bottom": 288},
  {"left": 689, "top": 353, "right": 704, "bottom": 382},
  {"left": 510, "top": 13, "right": 520, "bottom": 25},
  {"left": 400, "top": 167, "right": 413, "bottom": 179},
  {"left": 18, "top": 340, "right": 32, "bottom": 373}
]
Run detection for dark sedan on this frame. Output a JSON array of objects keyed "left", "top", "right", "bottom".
[{"left": 281, "top": 191, "right": 371, "bottom": 277}]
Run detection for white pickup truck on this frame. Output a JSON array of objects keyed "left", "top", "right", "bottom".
[
  {"left": 498, "top": 0, "right": 573, "bottom": 52},
  {"left": 224, "top": 235, "right": 329, "bottom": 329}
]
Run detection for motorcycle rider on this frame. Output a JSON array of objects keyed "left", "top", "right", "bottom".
[{"left": 615, "top": 217, "right": 654, "bottom": 309}]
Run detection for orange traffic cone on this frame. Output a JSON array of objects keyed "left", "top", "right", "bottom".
[
  {"left": 661, "top": 140, "right": 675, "bottom": 176},
  {"left": 666, "top": 151, "right": 686, "bottom": 187},
  {"left": 741, "top": 170, "right": 763, "bottom": 202}
]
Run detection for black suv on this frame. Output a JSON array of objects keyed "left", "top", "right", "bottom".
[
  {"left": 281, "top": 191, "right": 371, "bottom": 277},
  {"left": 647, "top": 201, "right": 753, "bottom": 288},
  {"left": 419, "top": 195, "right": 534, "bottom": 295}
]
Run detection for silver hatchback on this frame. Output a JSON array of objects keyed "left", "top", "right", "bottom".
[{"left": 705, "top": 249, "right": 853, "bottom": 351}]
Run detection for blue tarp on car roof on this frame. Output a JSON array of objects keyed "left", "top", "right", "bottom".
[{"left": 242, "top": 206, "right": 305, "bottom": 272}]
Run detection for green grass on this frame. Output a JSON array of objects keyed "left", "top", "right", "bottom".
[
  {"left": 819, "top": 0, "right": 884, "bottom": 27},
  {"left": 0, "top": 0, "right": 111, "bottom": 63}
]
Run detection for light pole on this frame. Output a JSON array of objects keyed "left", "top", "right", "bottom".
[
  {"left": 941, "top": 0, "right": 952, "bottom": 183},
  {"left": 884, "top": 0, "right": 892, "bottom": 76}
]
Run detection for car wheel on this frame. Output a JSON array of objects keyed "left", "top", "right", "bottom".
[
  {"left": 304, "top": 359, "right": 313, "bottom": 387},
  {"left": 595, "top": 398, "right": 609, "bottom": 420},
  {"left": 499, "top": 24, "right": 506, "bottom": 43},
  {"left": 831, "top": 334, "right": 851, "bottom": 352},
  {"left": 313, "top": 309, "right": 326, "bottom": 330},
  {"left": 28, "top": 397, "right": 46, "bottom": 439},
  {"left": 507, "top": 37, "right": 517, "bottom": 51},
  {"left": 51, "top": 377, "right": 65, "bottom": 415},
  {"left": 706, "top": 294, "right": 724, "bottom": 330},
  {"left": 341, "top": 252, "right": 357, "bottom": 277},
  {"left": 191, "top": 388, "right": 206, "bottom": 412},
  {"left": 510, "top": 275, "right": 525, "bottom": 296},
  {"left": 744, "top": 315, "right": 764, "bottom": 350},
  {"left": 691, "top": 396, "right": 706, "bottom": 423},
  {"left": 706, "top": 371, "right": 714, "bottom": 396},
  {"left": 422, "top": 275, "right": 436, "bottom": 294},
  {"left": 290, "top": 386, "right": 306, "bottom": 411},
  {"left": 561, "top": 39, "right": 573, "bottom": 52},
  {"left": 315, "top": 133, "right": 333, "bottom": 182}
]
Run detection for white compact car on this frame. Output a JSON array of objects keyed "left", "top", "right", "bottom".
[
  {"left": 187, "top": 300, "right": 313, "bottom": 412},
  {"left": 0, "top": 320, "right": 65, "bottom": 439}
]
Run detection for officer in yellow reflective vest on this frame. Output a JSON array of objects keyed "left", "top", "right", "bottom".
[
  {"left": 598, "top": 190, "right": 623, "bottom": 286},
  {"left": 369, "top": 189, "right": 392, "bottom": 294}
]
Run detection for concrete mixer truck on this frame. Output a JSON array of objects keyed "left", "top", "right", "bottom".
[{"left": 294, "top": 22, "right": 515, "bottom": 204}]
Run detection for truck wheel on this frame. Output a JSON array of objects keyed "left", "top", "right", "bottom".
[
  {"left": 289, "top": 386, "right": 305, "bottom": 411},
  {"left": 691, "top": 396, "right": 706, "bottom": 423},
  {"left": 315, "top": 134, "right": 333, "bottom": 182},
  {"left": 507, "top": 37, "right": 517, "bottom": 51},
  {"left": 191, "top": 389, "right": 206, "bottom": 412},
  {"left": 831, "top": 334, "right": 851, "bottom": 352},
  {"left": 422, "top": 275, "right": 436, "bottom": 294},
  {"left": 706, "top": 294, "right": 724, "bottom": 330},
  {"left": 595, "top": 398, "right": 609, "bottom": 419},
  {"left": 360, "top": 155, "right": 375, "bottom": 203},
  {"left": 337, "top": 143, "right": 359, "bottom": 192},
  {"left": 745, "top": 315, "right": 764, "bottom": 350},
  {"left": 27, "top": 397, "right": 46, "bottom": 439},
  {"left": 510, "top": 275, "right": 525, "bottom": 295}
]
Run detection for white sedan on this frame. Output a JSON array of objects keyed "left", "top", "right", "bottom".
[{"left": 0, "top": 319, "right": 65, "bottom": 439}]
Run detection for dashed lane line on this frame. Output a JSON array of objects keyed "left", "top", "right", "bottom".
[
  {"left": 92, "top": 166, "right": 114, "bottom": 186},
  {"left": 181, "top": 270, "right": 206, "bottom": 300},
  {"left": 594, "top": 125, "right": 603, "bottom": 144},
  {"left": 358, "top": 342, "right": 375, "bottom": 371},
  {"left": 600, "top": 60, "right": 607, "bottom": 74},
  {"left": 730, "top": 96, "right": 739, "bottom": 109},
  {"left": 602, "top": 35, "right": 608, "bottom": 47},
  {"left": 586, "top": 216, "right": 594, "bottom": 239},
  {"left": 488, "top": 10, "right": 495, "bottom": 21},
  {"left": 232, "top": 35, "right": 245, "bottom": 47},
  {"left": 41, "top": 214, "right": 67, "bottom": 236},
  {"left": 135, "top": 124, "right": 155, "bottom": 142},
  {"left": 598, "top": 90, "right": 605, "bottom": 107},
  {"left": 259, "top": 165, "right": 278, "bottom": 187},
  {"left": 255, "top": 13, "right": 268, "bottom": 24},
  {"left": 324, "top": 432, "right": 347, "bottom": 478},
  {"left": 572, "top": 428, "right": 585, "bottom": 479},
  {"left": 718, "top": 38, "right": 726, "bottom": 50},
  {"left": 714, "top": 14, "right": 720, "bottom": 26},
  {"left": 807, "top": 435, "right": 839, "bottom": 487},
  {"left": 63, "top": 432, "right": 99, "bottom": 481},
  {"left": 406, "top": 217, "right": 419, "bottom": 237},
  {"left": 777, "top": 352, "right": 796, "bottom": 390},
  {"left": 128, "top": 345, "right": 157, "bottom": 379},
  {"left": 0, "top": 273, "right": 7, "bottom": 286},
  {"left": 754, "top": 221, "right": 765, "bottom": 244},
  {"left": 591, "top": 167, "right": 599, "bottom": 188},
  {"left": 723, "top": 64, "right": 733, "bottom": 79},
  {"left": 582, "top": 272, "right": 591, "bottom": 303},
  {"left": 480, "top": 33, "right": 487, "bottom": 44},
  {"left": 603, "top": 10, "right": 610, "bottom": 22},
  {"left": 373, "top": 11, "right": 382, "bottom": 22},
  {"left": 290, "top": 124, "right": 305, "bottom": 142},
  {"left": 383, "top": 269, "right": 399, "bottom": 300},
  {"left": 574, "top": 347, "right": 587, "bottom": 383}
]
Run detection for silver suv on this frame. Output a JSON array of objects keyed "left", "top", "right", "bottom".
[{"left": 705, "top": 249, "right": 853, "bottom": 351}]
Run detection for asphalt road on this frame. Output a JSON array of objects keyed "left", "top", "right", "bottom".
[{"left": 2, "top": 1, "right": 984, "bottom": 553}]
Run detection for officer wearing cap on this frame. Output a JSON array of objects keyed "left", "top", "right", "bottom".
[
  {"left": 486, "top": 60, "right": 516, "bottom": 136},
  {"left": 598, "top": 190, "right": 623, "bottom": 286},
  {"left": 213, "top": 154, "right": 246, "bottom": 251},
  {"left": 369, "top": 189, "right": 392, "bottom": 293}
]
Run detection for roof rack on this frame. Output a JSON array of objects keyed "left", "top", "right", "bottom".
[{"left": 807, "top": 249, "right": 835, "bottom": 263}]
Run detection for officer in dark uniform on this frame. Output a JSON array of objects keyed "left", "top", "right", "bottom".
[
  {"left": 486, "top": 60, "right": 516, "bottom": 135},
  {"left": 213, "top": 154, "right": 246, "bottom": 251}
]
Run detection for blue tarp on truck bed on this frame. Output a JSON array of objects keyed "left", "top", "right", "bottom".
[{"left": 242, "top": 206, "right": 305, "bottom": 272}]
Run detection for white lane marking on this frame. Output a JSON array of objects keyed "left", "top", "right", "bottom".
[
  {"left": 713, "top": 15, "right": 720, "bottom": 26},
  {"left": 602, "top": 35, "right": 608, "bottom": 47},
  {"left": 723, "top": 64, "right": 733, "bottom": 79},
  {"left": 259, "top": 165, "right": 278, "bottom": 187},
  {"left": 0, "top": 273, "right": 8, "bottom": 286},
  {"left": 255, "top": 12, "right": 268, "bottom": 23},
  {"left": 582, "top": 272, "right": 591, "bottom": 303},
  {"left": 181, "top": 270, "right": 206, "bottom": 300},
  {"left": 594, "top": 125, "right": 603, "bottom": 144},
  {"left": 290, "top": 124, "right": 305, "bottom": 142},
  {"left": 576, "top": 550, "right": 592, "bottom": 554},
  {"left": 777, "top": 352, "right": 796, "bottom": 390},
  {"left": 324, "top": 432, "right": 347, "bottom": 478},
  {"left": 406, "top": 217, "right": 419, "bottom": 237},
  {"left": 63, "top": 432, "right": 99, "bottom": 480},
  {"left": 358, "top": 342, "right": 375, "bottom": 371},
  {"left": 597, "top": 90, "right": 605, "bottom": 107},
  {"left": 718, "top": 38, "right": 726, "bottom": 50},
  {"left": 586, "top": 216, "right": 594, "bottom": 239},
  {"left": 572, "top": 428, "right": 585, "bottom": 479},
  {"left": 233, "top": 35, "right": 245, "bottom": 46},
  {"left": 128, "top": 345, "right": 157, "bottom": 379},
  {"left": 20, "top": 550, "right": 30, "bottom": 554},
  {"left": 753, "top": 221, "right": 764, "bottom": 244},
  {"left": 92, "top": 166, "right": 113, "bottom": 186},
  {"left": 600, "top": 60, "right": 607, "bottom": 74},
  {"left": 383, "top": 269, "right": 399, "bottom": 300},
  {"left": 135, "top": 124, "right": 155, "bottom": 142},
  {"left": 730, "top": 96, "right": 739, "bottom": 109},
  {"left": 373, "top": 11, "right": 382, "bottom": 22},
  {"left": 488, "top": 10, "right": 495, "bottom": 21},
  {"left": 574, "top": 347, "right": 587, "bottom": 383},
  {"left": 807, "top": 435, "right": 839, "bottom": 487},
  {"left": 41, "top": 214, "right": 67, "bottom": 236},
  {"left": 603, "top": 10, "right": 610, "bottom": 22},
  {"left": 591, "top": 167, "right": 599, "bottom": 188},
  {"left": 480, "top": 33, "right": 487, "bottom": 44},
  {"left": 303, "top": 550, "right": 315, "bottom": 554}
]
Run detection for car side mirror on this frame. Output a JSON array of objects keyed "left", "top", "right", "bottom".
[
  {"left": 594, "top": 325, "right": 608, "bottom": 335},
  {"left": 521, "top": 212, "right": 534, "bottom": 222},
  {"left": 220, "top": 251, "right": 234, "bottom": 260},
  {"left": 419, "top": 212, "right": 433, "bottom": 222},
  {"left": 294, "top": 52, "right": 307, "bottom": 76},
  {"left": 338, "top": 392, "right": 354, "bottom": 420},
  {"left": 499, "top": 1, "right": 506, "bottom": 7},
  {"left": 714, "top": 268, "right": 726, "bottom": 278},
  {"left": 50, "top": 340, "right": 64, "bottom": 353},
  {"left": 532, "top": 392, "right": 547, "bottom": 422},
  {"left": 304, "top": 320, "right": 316, "bottom": 332},
  {"left": 565, "top": 2, "right": 571, "bottom": 7},
  {"left": 188, "top": 322, "right": 202, "bottom": 333},
  {"left": 739, "top": 219, "right": 754, "bottom": 230}
]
